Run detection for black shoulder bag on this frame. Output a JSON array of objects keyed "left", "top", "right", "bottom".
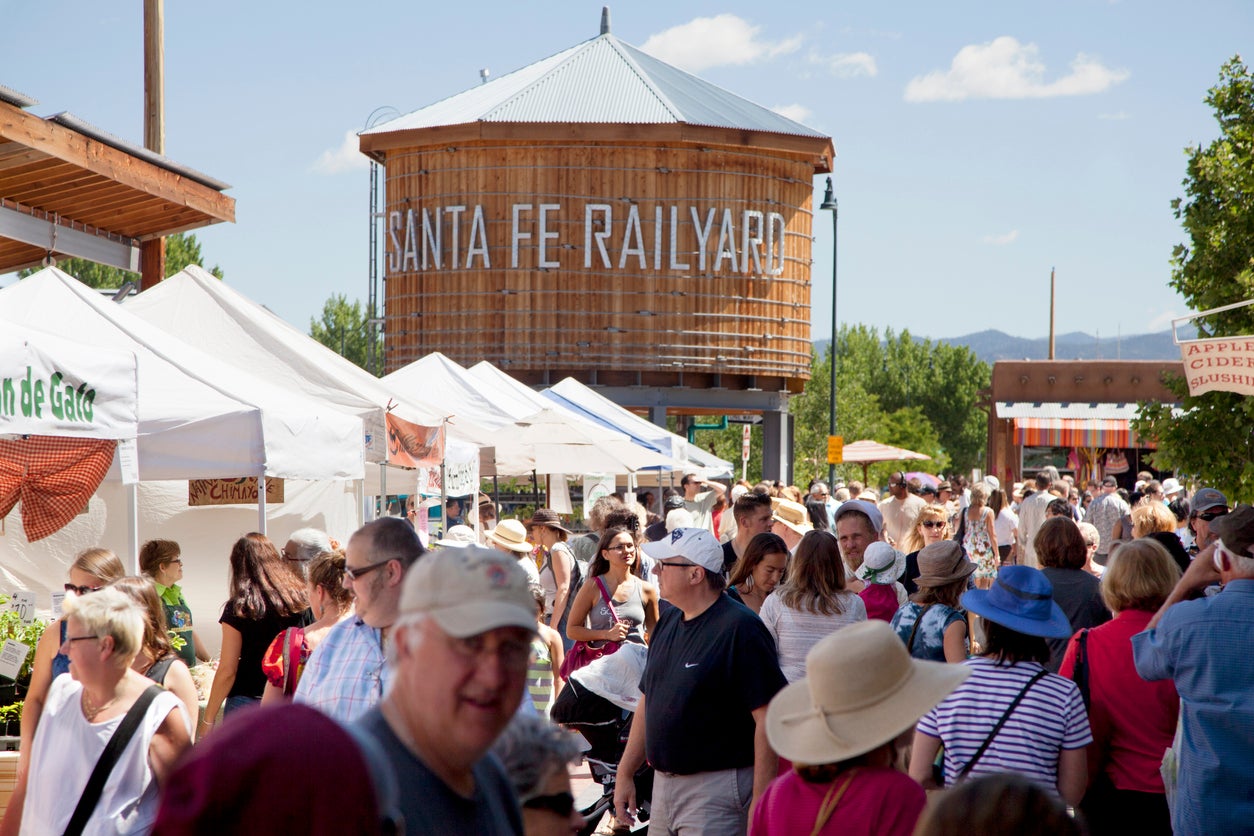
[
  {"left": 63, "top": 684, "right": 164, "bottom": 836},
  {"left": 956, "top": 670, "right": 1048, "bottom": 782},
  {"left": 1072, "top": 629, "right": 1092, "bottom": 711}
]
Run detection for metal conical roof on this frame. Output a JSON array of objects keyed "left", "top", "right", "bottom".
[{"left": 363, "top": 32, "right": 825, "bottom": 139}]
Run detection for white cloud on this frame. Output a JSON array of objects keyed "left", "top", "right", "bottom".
[
  {"left": 641, "top": 15, "right": 801, "bottom": 73},
  {"left": 311, "top": 129, "right": 369, "bottom": 175},
  {"left": 772, "top": 103, "right": 813, "bottom": 123},
  {"left": 904, "top": 37, "right": 1129, "bottom": 102},
  {"left": 1147, "top": 309, "right": 1182, "bottom": 332},
  {"left": 810, "top": 51, "right": 878, "bottom": 78},
  {"left": 1098, "top": 111, "right": 1131, "bottom": 120},
  {"left": 982, "top": 230, "right": 1019, "bottom": 245}
]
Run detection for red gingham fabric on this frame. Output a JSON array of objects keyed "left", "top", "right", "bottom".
[{"left": 0, "top": 435, "right": 116, "bottom": 541}]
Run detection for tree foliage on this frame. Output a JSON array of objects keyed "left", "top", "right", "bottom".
[
  {"left": 696, "top": 324, "right": 988, "bottom": 488},
  {"left": 1134, "top": 56, "right": 1254, "bottom": 501},
  {"left": 18, "top": 233, "right": 223, "bottom": 287},
  {"left": 310, "top": 294, "right": 380, "bottom": 375}
]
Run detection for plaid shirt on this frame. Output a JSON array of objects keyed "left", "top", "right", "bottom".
[{"left": 294, "top": 617, "right": 390, "bottom": 723}]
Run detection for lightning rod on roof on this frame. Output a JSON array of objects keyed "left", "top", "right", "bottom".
[
  {"left": 480, "top": 68, "right": 490, "bottom": 85},
  {"left": 601, "top": 6, "right": 611, "bottom": 35}
]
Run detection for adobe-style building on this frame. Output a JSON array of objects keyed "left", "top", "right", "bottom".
[
  {"left": 360, "top": 13, "right": 834, "bottom": 481},
  {"left": 987, "top": 359, "right": 1182, "bottom": 488}
]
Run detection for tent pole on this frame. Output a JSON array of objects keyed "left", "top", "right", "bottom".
[
  {"left": 126, "top": 483, "right": 140, "bottom": 573},
  {"left": 380, "top": 462, "right": 388, "bottom": 517},
  {"left": 532, "top": 470, "right": 539, "bottom": 508},
  {"left": 257, "top": 471, "right": 268, "bottom": 535},
  {"left": 440, "top": 464, "right": 448, "bottom": 538}
]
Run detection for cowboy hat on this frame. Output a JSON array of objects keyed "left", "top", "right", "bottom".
[
  {"left": 766, "top": 620, "right": 969, "bottom": 765},
  {"left": 960, "top": 565, "right": 1072, "bottom": 638},
  {"left": 485, "top": 519, "right": 534, "bottom": 553},
  {"left": 771, "top": 497, "right": 813, "bottom": 537}
]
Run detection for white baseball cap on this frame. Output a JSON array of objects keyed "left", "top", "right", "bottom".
[{"left": 641, "top": 527, "right": 724, "bottom": 573}]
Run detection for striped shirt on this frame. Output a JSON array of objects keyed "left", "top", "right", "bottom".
[
  {"left": 759, "top": 591, "right": 867, "bottom": 682},
  {"left": 526, "top": 636, "right": 554, "bottom": 716},
  {"left": 916, "top": 657, "right": 1091, "bottom": 793}
]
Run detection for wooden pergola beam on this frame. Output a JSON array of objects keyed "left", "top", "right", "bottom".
[{"left": 0, "top": 100, "right": 234, "bottom": 224}]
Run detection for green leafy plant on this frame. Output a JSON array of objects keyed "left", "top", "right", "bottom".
[{"left": 0, "top": 596, "right": 46, "bottom": 684}]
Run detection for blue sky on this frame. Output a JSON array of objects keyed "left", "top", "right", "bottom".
[{"left": 3, "top": 0, "right": 1250, "bottom": 342}]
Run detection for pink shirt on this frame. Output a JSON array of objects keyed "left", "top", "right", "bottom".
[
  {"left": 859, "top": 584, "right": 900, "bottom": 623},
  {"left": 1059, "top": 608, "right": 1179, "bottom": 793},
  {"left": 750, "top": 767, "right": 924, "bottom": 836}
]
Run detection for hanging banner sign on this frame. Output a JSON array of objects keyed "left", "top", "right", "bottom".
[
  {"left": 0, "top": 331, "right": 138, "bottom": 439},
  {"left": 385, "top": 413, "right": 445, "bottom": 467},
  {"left": 1179, "top": 336, "right": 1254, "bottom": 396},
  {"left": 415, "top": 440, "right": 479, "bottom": 498},
  {"left": 583, "top": 474, "right": 615, "bottom": 519},
  {"left": 188, "top": 477, "right": 285, "bottom": 507}
]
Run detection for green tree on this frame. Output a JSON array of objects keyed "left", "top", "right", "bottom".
[
  {"left": 310, "top": 294, "right": 380, "bottom": 374},
  {"left": 17, "top": 232, "right": 223, "bottom": 287},
  {"left": 1134, "top": 56, "right": 1254, "bottom": 501}
]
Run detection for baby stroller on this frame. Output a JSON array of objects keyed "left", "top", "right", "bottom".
[{"left": 551, "top": 645, "right": 652, "bottom": 835}]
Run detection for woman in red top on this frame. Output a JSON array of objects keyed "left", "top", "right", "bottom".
[{"left": 1059, "top": 537, "right": 1180, "bottom": 836}]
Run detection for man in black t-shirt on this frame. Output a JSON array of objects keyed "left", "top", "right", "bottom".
[{"left": 615, "top": 528, "right": 786, "bottom": 835}]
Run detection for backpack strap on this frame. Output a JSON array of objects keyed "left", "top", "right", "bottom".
[
  {"left": 63, "top": 685, "right": 164, "bottom": 836},
  {"left": 145, "top": 657, "right": 177, "bottom": 685},
  {"left": 957, "top": 669, "right": 1047, "bottom": 781},
  {"left": 905, "top": 603, "right": 937, "bottom": 654}
]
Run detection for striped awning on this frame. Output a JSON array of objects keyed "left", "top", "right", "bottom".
[{"left": 1012, "top": 418, "right": 1153, "bottom": 449}]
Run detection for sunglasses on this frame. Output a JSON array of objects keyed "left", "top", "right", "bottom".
[
  {"left": 344, "top": 557, "right": 396, "bottom": 581},
  {"left": 64, "top": 583, "right": 102, "bottom": 596},
  {"left": 920, "top": 521, "right": 946, "bottom": 530},
  {"left": 523, "top": 791, "right": 575, "bottom": 817},
  {"left": 1196, "top": 510, "right": 1228, "bottom": 522}
]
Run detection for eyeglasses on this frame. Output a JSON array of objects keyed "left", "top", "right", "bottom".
[
  {"left": 920, "top": 521, "right": 946, "bottom": 530},
  {"left": 63, "top": 634, "right": 99, "bottom": 645},
  {"left": 344, "top": 558, "right": 396, "bottom": 582},
  {"left": 523, "top": 792, "right": 575, "bottom": 817},
  {"left": 656, "top": 560, "right": 698, "bottom": 570},
  {"left": 606, "top": 544, "right": 636, "bottom": 552},
  {"left": 64, "top": 583, "right": 102, "bottom": 596},
  {"left": 444, "top": 632, "right": 532, "bottom": 672},
  {"left": 164, "top": 559, "right": 183, "bottom": 567},
  {"left": 1196, "top": 510, "right": 1229, "bottom": 522}
]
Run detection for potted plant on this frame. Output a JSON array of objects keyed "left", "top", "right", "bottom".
[{"left": 0, "top": 595, "right": 47, "bottom": 743}]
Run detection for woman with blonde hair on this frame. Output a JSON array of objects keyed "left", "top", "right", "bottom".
[
  {"left": 1132, "top": 501, "right": 1190, "bottom": 573},
  {"left": 111, "top": 576, "right": 200, "bottom": 737},
  {"left": 3, "top": 547, "right": 126, "bottom": 836},
  {"left": 759, "top": 531, "right": 867, "bottom": 682},
  {"left": 963, "top": 482, "right": 999, "bottom": 590},
  {"left": 900, "top": 504, "right": 951, "bottom": 595},
  {"left": 1058, "top": 538, "right": 1181, "bottom": 834},
  {"left": 261, "top": 550, "right": 354, "bottom": 703}
]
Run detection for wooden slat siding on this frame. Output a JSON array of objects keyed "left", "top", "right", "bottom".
[{"left": 380, "top": 136, "right": 820, "bottom": 391}]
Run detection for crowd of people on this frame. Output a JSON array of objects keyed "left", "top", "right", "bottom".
[{"left": 4, "top": 468, "right": 1250, "bottom": 835}]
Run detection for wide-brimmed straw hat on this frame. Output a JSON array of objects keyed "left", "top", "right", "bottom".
[
  {"left": 525, "top": 508, "right": 571, "bottom": 535},
  {"left": 486, "top": 519, "right": 533, "bottom": 553},
  {"left": 771, "top": 497, "right": 813, "bottom": 537},
  {"left": 855, "top": 542, "right": 905, "bottom": 585},
  {"left": 914, "top": 541, "right": 975, "bottom": 587},
  {"left": 960, "top": 565, "right": 1072, "bottom": 638},
  {"left": 767, "top": 620, "right": 969, "bottom": 764},
  {"left": 435, "top": 525, "right": 477, "bottom": 548}
]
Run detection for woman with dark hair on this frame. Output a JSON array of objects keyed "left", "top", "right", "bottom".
[
  {"left": 261, "top": 550, "right": 355, "bottom": 704},
  {"left": 566, "top": 526, "right": 659, "bottom": 649},
  {"left": 527, "top": 509, "right": 578, "bottom": 643},
  {"left": 202, "top": 533, "right": 310, "bottom": 735},
  {"left": 111, "top": 576, "right": 200, "bottom": 738},
  {"left": 139, "top": 539, "right": 209, "bottom": 666},
  {"left": 910, "top": 566, "right": 1091, "bottom": 804},
  {"left": 1035, "top": 517, "right": 1110, "bottom": 671},
  {"left": 1058, "top": 539, "right": 1181, "bottom": 835},
  {"left": 760, "top": 530, "right": 867, "bottom": 682},
  {"left": 990, "top": 488, "right": 1018, "bottom": 566},
  {"left": 804, "top": 498, "right": 831, "bottom": 532},
  {"left": 726, "top": 532, "right": 789, "bottom": 614}
]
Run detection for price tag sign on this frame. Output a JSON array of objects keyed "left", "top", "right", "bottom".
[
  {"left": 10, "top": 591, "right": 35, "bottom": 624},
  {"left": 826, "top": 435, "right": 844, "bottom": 465},
  {"left": 51, "top": 591, "right": 66, "bottom": 619},
  {"left": 0, "top": 640, "right": 30, "bottom": 682}
]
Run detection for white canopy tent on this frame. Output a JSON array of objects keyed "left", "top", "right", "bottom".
[{"left": 0, "top": 269, "right": 364, "bottom": 636}]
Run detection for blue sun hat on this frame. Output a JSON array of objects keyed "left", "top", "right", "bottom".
[{"left": 960, "top": 565, "right": 1072, "bottom": 639}]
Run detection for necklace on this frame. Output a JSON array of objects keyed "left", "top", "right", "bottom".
[{"left": 80, "top": 687, "right": 121, "bottom": 722}]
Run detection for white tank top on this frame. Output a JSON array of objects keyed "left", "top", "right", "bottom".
[{"left": 21, "top": 673, "right": 185, "bottom": 835}]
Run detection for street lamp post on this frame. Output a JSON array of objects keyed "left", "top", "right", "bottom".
[{"left": 820, "top": 178, "right": 838, "bottom": 487}]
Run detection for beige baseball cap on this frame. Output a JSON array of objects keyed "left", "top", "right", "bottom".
[{"left": 399, "top": 547, "right": 537, "bottom": 638}]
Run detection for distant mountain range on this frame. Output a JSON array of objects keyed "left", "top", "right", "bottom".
[{"left": 816, "top": 328, "right": 1191, "bottom": 365}]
